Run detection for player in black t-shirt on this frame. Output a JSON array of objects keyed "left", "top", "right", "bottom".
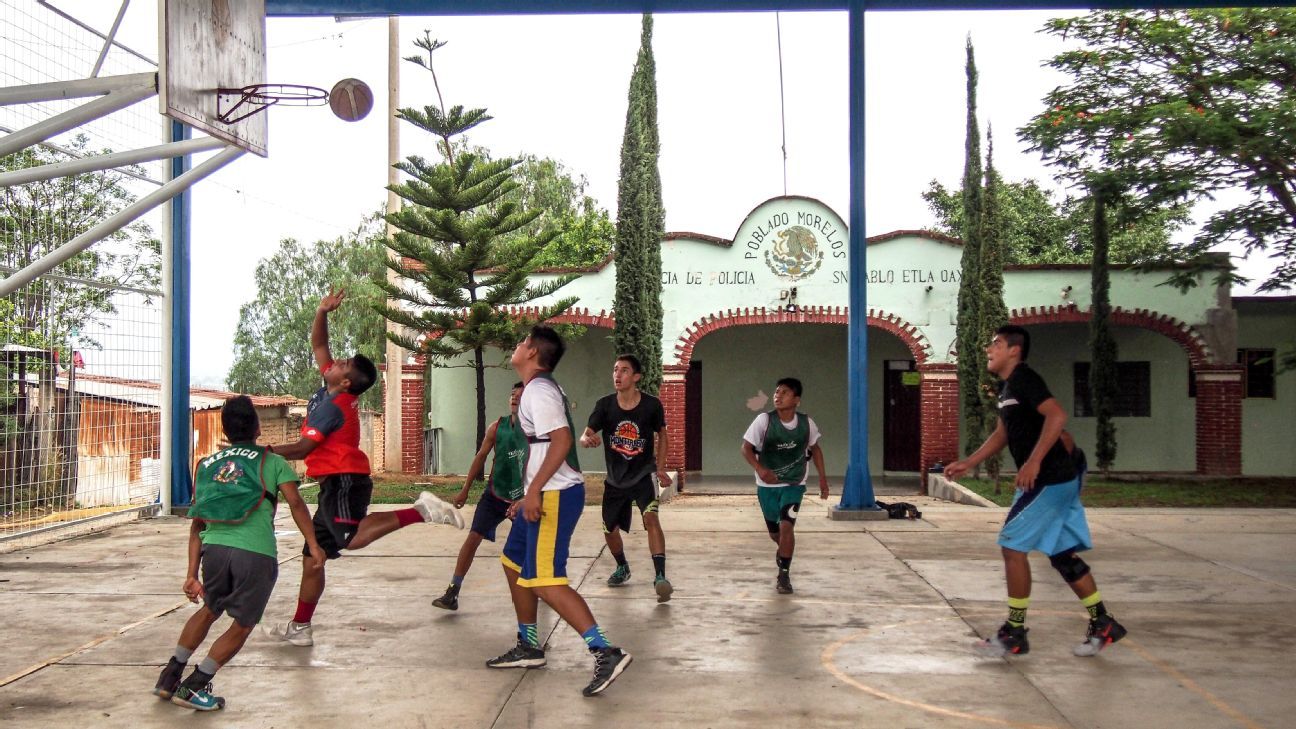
[
  {"left": 946, "top": 325, "right": 1127, "bottom": 658},
  {"left": 580, "top": 354, "right": 674, "bottom": 602}
]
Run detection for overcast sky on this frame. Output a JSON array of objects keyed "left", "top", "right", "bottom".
[{"left": 24, "top": 3, "right": 1282, "bottom": 386}]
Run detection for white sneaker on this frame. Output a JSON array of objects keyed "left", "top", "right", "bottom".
[
  {"left": 264, "top": 620, "right": 314, "bottom": 646},
  {"left": 414, "top": 491, "right": 465, "bottom": 529}
]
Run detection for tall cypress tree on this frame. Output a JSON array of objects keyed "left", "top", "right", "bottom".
[
  {"left": 1089, "top": 178, "right": 1119, "bottom": 475},
  {"left": 956, "top": 37, "right": 986, "bottom": 458},
  {"left": 979, "top": 128, "right": 1010, "bottom": 488},
  {"left": 613, "top": 13, "right": 666, "bottom": 395},
  {"left": 378, "top": 34, "right": 578, "bottom": 448}
]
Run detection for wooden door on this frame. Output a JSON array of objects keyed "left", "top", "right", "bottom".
[
  {"left": 685, "top": 360, "right": 702, "bottom": 471},
  {"left": 883, "top": 359, "right": 920, "bottom": 471}
]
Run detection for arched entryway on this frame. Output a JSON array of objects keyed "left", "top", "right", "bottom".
[{"left": 668, "top": 307, "right": 933, "bottom": 478}]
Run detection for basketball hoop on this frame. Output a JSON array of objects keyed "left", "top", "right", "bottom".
[{"left": 216, "top": 83, "right": 328, "bottom": 125}]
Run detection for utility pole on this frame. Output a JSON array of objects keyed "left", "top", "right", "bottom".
[{"left": 382, "top": 16, "right": 404, "bottom": 473}]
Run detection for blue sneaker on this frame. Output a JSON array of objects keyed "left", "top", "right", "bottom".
[
  {"left": 607, "top": 564, "right": 631, "bottom": 586},
  {"left": 171, "top": 683, "right": 226, "bottom": 711}
]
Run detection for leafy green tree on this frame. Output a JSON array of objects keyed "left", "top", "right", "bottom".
[
  {"left": 227, "top": 216, "right": 387, "bottom": 410},
  {"left": 379, "top": 33, "right": 578, "bottom": 448},
  {"left": 956, "top": 37, "right": 986, "bottom": 459},
  {"left": 612, "top": 14, "right": 666, "bottom": 396},
  {"left": 978, "top": 131, "right": 1010, "bottom": 489},
  {"left": 1019, "top": 8, "right": 1296, "bottom": 294},
  {"left": 489, "top": 152, "right": 615, "bottom": 269},
  {"left": 1, "top": 135, "right": 161, "bottom": 349},
  {"left": 1089, "top": 180, "right": 1119, "bottom": 475},
  {"left": 924, "top": 177, "right": 1186, "bottom": 265}
]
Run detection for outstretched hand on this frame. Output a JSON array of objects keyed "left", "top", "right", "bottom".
[{"left": 318, "top": 287, "right": 346, "bottom": 314}]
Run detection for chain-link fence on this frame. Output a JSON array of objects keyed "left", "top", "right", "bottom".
[{"left": 2, "top": 0, "right": 166, "bottom": 550}]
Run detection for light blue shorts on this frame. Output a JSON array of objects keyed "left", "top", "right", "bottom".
[{"left": 998, "top": 476, "right": 1092, "bottom": 556}]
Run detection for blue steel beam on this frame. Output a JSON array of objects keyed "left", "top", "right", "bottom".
[
  {"left": 840, "top": 0, "right": 876, "bottom": 511},
  {"left": 169, "top": 120, "right": 192, "bottom": 507}
]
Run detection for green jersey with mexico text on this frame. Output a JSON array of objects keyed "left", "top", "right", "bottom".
[{"left": 192, "top": 444, "right": 300, "bottom": 559}]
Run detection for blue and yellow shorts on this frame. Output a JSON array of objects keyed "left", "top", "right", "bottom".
[{"left": 502, "top": 483, "right": 585, "bottom": 588}]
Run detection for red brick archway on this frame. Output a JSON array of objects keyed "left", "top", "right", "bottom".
[
  {"left": 668, "top": 306, "right": 934, "bottom": 480},
  {"left": 673, "top": 305, "right": 932, "bottom": 365},
  {"left": 1008, "top": 304, "right": 1238, "bottom": 475}
]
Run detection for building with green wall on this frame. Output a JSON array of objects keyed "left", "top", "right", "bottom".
[{"left": 391, "top": 196, "right": 1294, "bottom": 480}]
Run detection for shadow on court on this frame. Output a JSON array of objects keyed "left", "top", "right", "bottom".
[{"left": 2, "top": 495, "right": 1295, "bottom": 727}]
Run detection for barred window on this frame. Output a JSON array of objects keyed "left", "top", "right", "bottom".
[{"left": 1073, "top": 362, "right": 1151, "bottom": 417}]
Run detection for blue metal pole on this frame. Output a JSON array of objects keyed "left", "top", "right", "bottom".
[
  {"left": 839, "top": 0, "right": 878, "bottom": 511},
  {"left": 169, "top": 120, "right": 192, "bottom": 507}
]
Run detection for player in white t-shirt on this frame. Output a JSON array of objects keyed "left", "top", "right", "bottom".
[
  {"left": 486, "top": 326, "right": 632, "bottom": 698},
  {"left": 741, "top": 377, "right": 830, "bottom": 594}
]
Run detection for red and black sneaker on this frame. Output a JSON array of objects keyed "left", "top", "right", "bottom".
[
  {"left": 1074, "top": 614, "right": 1127, "bottom": 656},
  {"left": 974, "top": 622, "right": 1030, "bottom": 657}
]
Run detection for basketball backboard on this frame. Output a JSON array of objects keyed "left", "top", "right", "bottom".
[{"left": 159, "top": 0, "right": 268, "bottom": 156}]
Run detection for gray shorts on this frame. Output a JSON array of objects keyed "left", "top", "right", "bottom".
[{"left": 201, "top": 544, "right": 278, "bottom": 627}]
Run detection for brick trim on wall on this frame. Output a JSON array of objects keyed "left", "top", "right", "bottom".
[
  {"left": 1193, "top": 364, "right": 1243, "bottom": 476},
  {"left": 672, "top": 306, "right": 933, "bottom": 365},
  {"left": 1009, "top": 304, "right": 1213, "bottom": 367},
  {"left": 917, "top": 363, "right": 960, "bottom": 487},
  {"left": 399, "top": 360, "right": 426, "bottom": 474}
]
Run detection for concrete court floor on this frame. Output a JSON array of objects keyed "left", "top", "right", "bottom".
[{"left": 2, "top": 494, "right": 1295, "bottom": 729}]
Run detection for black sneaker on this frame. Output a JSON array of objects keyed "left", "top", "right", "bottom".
[
  {"left": 1074, "top": 614, "right": 1127, "bottom": 656},
  {"left": 582, "top": 646, "right": 632, "bottom": 697},
  {"left": 485, "top": 640, "right": 547, "bottom": 669},
  {"left": 776, "top": 572, "right": 793, "bottom": 594},
  {"left": 432, "top": 583, "right": 460, "bottom": 611},
  {"left": 152, "top": 658, "right": 185, "bottom": 699},
  {"left": 974, "top": 622, "right": 1030, "bottom": 657},
  {"left": 607, "top": 564, "right": 631, "bottom": 586}
]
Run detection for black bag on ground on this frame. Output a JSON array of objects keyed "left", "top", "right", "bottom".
[{"left": 876, "top": 500, "right": 922, "bottom": 520}]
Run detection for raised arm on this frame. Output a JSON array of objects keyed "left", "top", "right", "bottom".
[{"left": 312, "top": 288, "right": 345, "bottom": 369}]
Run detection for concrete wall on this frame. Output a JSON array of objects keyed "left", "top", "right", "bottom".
[{"left": 1236, "top": 299, "right": 1296, "bottom": 476}]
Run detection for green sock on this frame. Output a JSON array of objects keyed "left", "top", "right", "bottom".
[
  {"left": 1007, "top": 596, "right": 1030, "bottom": 628},
  {"left": 1081, "top": 591, "right": 1106, "bottom": 620}
]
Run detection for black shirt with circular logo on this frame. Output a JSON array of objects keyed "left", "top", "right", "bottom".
[{"left": 587, "top": 392, "right": 666, "bottom": 489}]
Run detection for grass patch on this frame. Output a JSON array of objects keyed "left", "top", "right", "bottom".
[
  {"left": 956, "top": 477, "right": 1296, "bottom": 508},
  {"left": 299, "top": 472, "right": 606, "bottom": 506}
]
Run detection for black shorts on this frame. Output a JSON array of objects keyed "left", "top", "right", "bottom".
[
  {"left": 601, "top": 475, "right": 659, "bottom": 533},
  {"left": 470, "top": 488, "right": 514, "bottom": 542},
  {"left": 306, "top": 473, "right": 373, "bottom": 560},
  {"left": 201, "top": 544, "right": 278, "bottom": 627}
]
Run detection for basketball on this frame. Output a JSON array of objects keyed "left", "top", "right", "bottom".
[{"left": 329, "top": 78, "right": 373, "bottom": 122}]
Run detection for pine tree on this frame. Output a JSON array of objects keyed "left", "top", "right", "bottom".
[
  {"left": 1089, "top": 178, "right": 1119, "bottom": 475},
  {"left": 978, "top": 129, "right": 1010, "bottom": 490},
  {"left": 956, "top": 37, "right": 986, "bottom": 459},
  {"left": 612, "top": 14, "right": 666, "bottom": 395},
  {"left": 378, "top": 34, "right": 578, "bottom": 448}
]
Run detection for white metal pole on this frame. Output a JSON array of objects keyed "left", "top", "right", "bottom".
[
  {"left": 384, "top": 15, "right": 404, "bottom": 473},
  {"left": 0, "top": 85, "right": 156, "bottom": 158},
  {"left": 0, "top": 136, "right": 224, "bottom": 187},
  {"left": 92, "top": 0, "right": 132, "bottom": 78},
  {"left": 0, "top": 72, "right": 156, "bottom": 105},
  {"left": 0, "top": 146, "right": 245, "bottom": 296}
]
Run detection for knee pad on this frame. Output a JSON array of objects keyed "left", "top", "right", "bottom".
[{"left": 1049, "top": 550, "right": 1090, "bottom": 583}]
